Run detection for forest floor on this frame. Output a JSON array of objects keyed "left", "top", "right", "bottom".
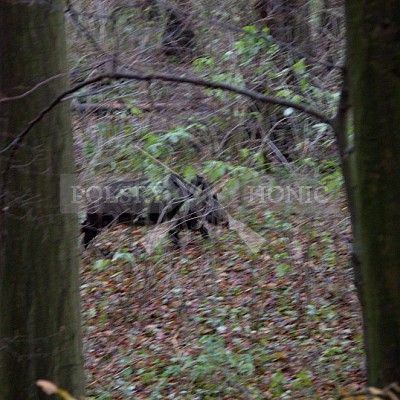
[{"left": 80, "top": 191, "right": 365, "bottom": 400}]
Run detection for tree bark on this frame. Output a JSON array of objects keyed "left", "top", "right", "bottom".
[
  {"left": 346, "top": 0, "right": 400, "bottom": 386},
  {"left": 0, "top": 1, "right": 84, "bottom": 399}
]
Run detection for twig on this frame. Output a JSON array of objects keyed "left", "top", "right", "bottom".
[
  {"left": 0, "top": 70, "right": 332, "bottom": 220},
  {"left": 0, "top": 74, "right": 65, "bottom": 103},
  {"left": 1, "top": 70, "right": 332, "bottom": 157}
]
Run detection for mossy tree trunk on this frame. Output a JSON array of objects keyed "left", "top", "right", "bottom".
[
  {"left": 0, "top": 1, "right": 84, "bottom": 399},
  {"left": 346, "top": 0, "right": 400, "bottom": 386}
]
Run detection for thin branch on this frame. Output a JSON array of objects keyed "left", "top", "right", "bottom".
[
  {"left": 0, "top": 74, "right": 66, "bottom": 103},
  {"left": 1, "top": 70, "right": 332, "bottom": 157},
  {"left": 155, "top": 0, "right": 342, "bottom": 71},
  {"left": 63, "top": 0, "right": 342, "bottom": 70},
  {"left": 65, "top": 0, "right": 108, "bottom": 56},
  {"left": 0, "top": 71, "right": 332, "bottom": 216}
]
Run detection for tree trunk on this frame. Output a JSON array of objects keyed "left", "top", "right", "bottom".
[
  {"left": 346, "top": 0, "right": 400, "bottom": 387},
  {"left": 0, "top": 2, "right": 84, "bottom": 399}
]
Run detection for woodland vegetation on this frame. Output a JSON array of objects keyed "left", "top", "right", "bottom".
[
  {"left": 71, "top": 3, "right": 355, "bottom": 396},
  {"left": 1, "top": 0, "right": 400, "bottom": 399}
]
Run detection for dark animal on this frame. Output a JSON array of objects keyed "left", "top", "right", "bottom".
[
  {"left": 168, "top": 175, "right": 228, "bottom": 245},
  {"left": 81, "top": 174, "right": 228, "bottom": 248}
]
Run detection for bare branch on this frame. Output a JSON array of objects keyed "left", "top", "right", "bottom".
[
  {"left": 1, "top": 71, "right": 332, "bottom": 158},
  {"left": 65, "top": 0, "right": 108, "bottom": 56},
  {"left": 155, "top": 0, "right": 342, "bottom": 71},
  {"left": 0, "top": 74, "right": 66, "bottom": 103},
  {"left": 0, "top": 71, "right": 332, "bottom": 205}
]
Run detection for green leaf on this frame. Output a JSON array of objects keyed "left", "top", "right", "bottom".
[
  {"left": 93, "top": 259, "right": 110, "bottom": 271},
  {"left": 240, "top": 148, "right": 250, "bottom": 159},
  {"left": 276, "top": 89, "right": 293, "bottom": 98},
  {"left": 112, "top": 252, "right": 136, "bottom": 264},
  {"left": 143, "top": 132, "right": 160, "bottom": 146},
  {"left": 183, "top": 166, "right": 197, "bottom": 181},
  {"left": 262, "top": 26, "right": 270, "bottom": 35},
  {"left": 147, "top": 143, "right": 163, "bottom": 156},
  {"left": 292, "top": 94, "right": 304, "bottom": 103},
  {"left": 130, "top": 107, "right": 144, "bottom": 116},
  {"left": 243, "top": 25, "right": 258, "bottom": 34},
  {"left": 209, "top": 165, "right": 226, "bottom": 181},
  {"left": 293, "top": 58, "right": 306, "bottom": 74},
  {"left": 164, "top": 127, "right": 192, "bottom": 144},
  {"left": 192, "top": 56, "right": 215, "bottom": 73},
  {"left": 276, "top": 263, "right": 291, "bottom": 277}
]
